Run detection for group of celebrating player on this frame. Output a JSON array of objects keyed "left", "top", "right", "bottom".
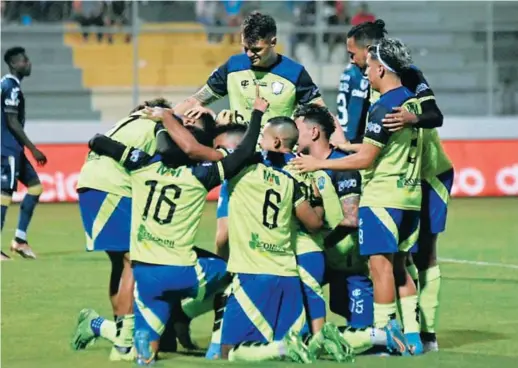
[{"left": 68, "top": 12, "right": 454, "bottom": 365}]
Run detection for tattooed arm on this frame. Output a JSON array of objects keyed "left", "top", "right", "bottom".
[{"left": 323, "top": 194, "right": 360, "bottom": 248}]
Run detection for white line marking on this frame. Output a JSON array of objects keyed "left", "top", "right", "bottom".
[{"left": 439, "top": 257, "right": 518, "bottom": 270}]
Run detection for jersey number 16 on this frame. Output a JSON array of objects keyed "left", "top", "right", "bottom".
[{"left": 142, "top": 180, "right": 182, "bottom": 225}]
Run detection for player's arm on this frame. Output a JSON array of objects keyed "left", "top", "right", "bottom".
[
  {"left": 324, "top": 171, "right": 361, "bottom": 248},
  {"left": 383, "top": 68, "right": 443, "bottom": 131},
  {"left": 294, "top": 180, "right": 324, "bottom": 233},
  {"left": 88, "top": 134, "right": 153, "bottom": 170},
  {"left": 173, "top": 62, "right": 229, "bottom": 115},
  {"left": 292, "top": 106, "right": 389, "bottom": 173},
  {"left": 3, "top": 86, "right": 47, "bottom": 165},
  {"left": 151, "top": 110, "right": 225, "bottom": 162}
]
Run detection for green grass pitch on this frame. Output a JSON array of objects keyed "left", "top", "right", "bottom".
[{"left": 2, "top": 198, "right": 518, "bottom": 368}]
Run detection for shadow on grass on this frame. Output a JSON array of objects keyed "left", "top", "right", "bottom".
[{"left": 439, "top": 329, "right": 509, "bottom": 349}]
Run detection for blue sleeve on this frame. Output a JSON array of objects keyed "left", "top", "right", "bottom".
[
  {"left": 364, "top": 104, "right": 391, "bottom": 146},
  {"left": 332, "top": 170, "right": 362, "bottom": 198},
  {"left": 2, "top": 80, "right": 20, "bottom": 114},
  {"left": 295, "top": 68, "right": 321, "bottom": 104},
  {"left": 206, "top": 62, "right": 229, "bottom": 97}
]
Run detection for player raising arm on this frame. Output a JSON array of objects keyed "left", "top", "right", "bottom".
[{"left": 292, "top": 38, "right": 424, "bottom": 355}]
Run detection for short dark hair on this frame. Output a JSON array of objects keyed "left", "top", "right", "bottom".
[
  {"left": 198, "top": 113, "right": 216, "bottom": 139},
  {"left": 4, "top": 46, "right": 26, "bottom": 66},
  {"left": 242, "top": 12, "right": 277, "bottom": 44},
  {"left": 367, "top": 38, "right": 412, "bottom": 75},
  {"left": 347, "top": 19, "right": 387, "bottom": 47},
  {"left": 162, "top": 125, "right": 209, "bottom": 168},
  {"left": 267, "top": 116, "right": 299, "bottom": 149},
  {"left": 294, "top": 104, "right": 335, "bottom": 140},
  {"left": 214, "top": 123, "right": 247, "bottom": 138},
  {"left": 130, "top": 97, "right": 171, "bottom": 114}
]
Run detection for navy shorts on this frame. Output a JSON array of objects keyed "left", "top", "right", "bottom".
[{"left": 1, "top": 154, "right": 39, "bottom": 194}]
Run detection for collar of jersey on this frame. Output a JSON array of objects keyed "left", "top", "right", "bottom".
[
  {"left": 3, "top": 73, "right": 20, "bottom": 85},
  {"left": 250, "top": 54, "right": 283, "bottom": 72}
]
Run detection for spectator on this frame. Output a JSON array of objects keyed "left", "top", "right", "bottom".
[
  {"left": 325, "top": 1, "right": 350, "bottom": 61},
  {"left": 222, "top": 0, "right": 243, "bottom": 44},
  {"left": 103, "top": 1, "right": 131, "bottom": 44},
  {"left": 351, "top": 2, "right": 375, "bottom": 26},
  {"left": 292, "top": 1, "right": 316, "bottom": 58},
  {"left": 196, "top": 0, "right": 223, "bottom": 44},
  {"left": 74, "top": 0, "right": 105, "bottom": 43}
]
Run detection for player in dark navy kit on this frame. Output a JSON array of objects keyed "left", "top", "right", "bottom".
[{"left": 1, "top": 46, "right": 47, "bottom": 261}]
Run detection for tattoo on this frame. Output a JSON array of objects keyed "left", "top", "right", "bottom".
[
  {"left": 193, "top": 85, "right": 221, "bottom": 105},
  {"left": 340, "top": 195, "right": 359, "bottom": 227}
]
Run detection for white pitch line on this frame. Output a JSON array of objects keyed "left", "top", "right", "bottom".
[{"left": 439, "top": 257, "right": 518, "bottom": 270}]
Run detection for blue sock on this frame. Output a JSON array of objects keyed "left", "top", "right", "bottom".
[
  {"left": 15, "top": 194, "right": 39, "bottom": 242},
  {"left": 1, "top": 205, "right": 7, "bottom": 230},
  {"left": 90, "top": 317, "right": 105, "bottom": 337}
]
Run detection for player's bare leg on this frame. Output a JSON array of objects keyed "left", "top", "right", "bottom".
[
  {"left": 394, "top": 252, "right": 422, "bottom": 355},
  {"left": 311, "top": 317, "right": 325, "bottom": 335},
  {"left": 414, "top": 232, "right": 441, "bottom": 352},
  {"left": 107, "top": 252, "right": 124, "bottom": 316},
  {"left": 215, "top": 218, "right": 229, "bottom": 260}
]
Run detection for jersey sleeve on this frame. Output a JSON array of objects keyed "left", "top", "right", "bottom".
[
  {"left": 192, "top": 161, "right": 225, "bottom": 191},
  {"left": 295, "top": 67, "right": 322, "bottom": 105},
  {"left": 409, "top": 66, "right": 436, "bottom": 103},
  {"left": 88, "top": 134, "right": 153, "bottom": 170},
  {"left": 206, "top": 61, "right": 229, "bottom": 98},
  {"left": 332, "top": 170, "right": 362, "bottom": 200},
  {"left": 2, "top": 81, "right": 20, "bottom": 114},
  {"left": 363, "top": 104, "right": 391, "bottom": 148},
  {"left": 292, "top": 179, "right": 306, "bottom": 208}
]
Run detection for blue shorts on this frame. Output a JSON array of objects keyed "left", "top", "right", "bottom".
[
  {"left": 216, "top": 180, "right": 229, "bottom": 219},
  {"left": 327, "top": 270, "right": 373, "bottom": 328},
  {"left": 421, "top": 168, "right": 454, "bottom": 235},
  {"left": 297, "top": 252, "right": 326, "bottom": 321},
  {"left": 359, "top": 207, "right": 420, "bottom": 255},
  {"left": 221, "top": 274, "right": 305, "bottom": 344},
  {"left": 78, "top": 189, "right": 131, "bottom": 252},
  {"left": 1, "top": 154, "right": 39, "bottom": 194},
  {"left": 134, "top": 258, "right": 227, "bottom": 341}
]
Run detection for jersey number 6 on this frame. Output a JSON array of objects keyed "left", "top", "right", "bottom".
[
  {"left": 262, "top": 189, "right": 281, "bottom": 230},
  {"left": 143, "top": 180, "right": 182, "bottom": 225}
]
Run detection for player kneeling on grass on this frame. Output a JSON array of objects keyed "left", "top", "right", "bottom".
[
  {"left": 293, "top": 104, "right": 409, "bottom": 357},
  {"left": 292, "top": 38, "right": 425, "bottom": 356},
  {"left": 86, "top": 87, "right": 267, "bottom": 364}
]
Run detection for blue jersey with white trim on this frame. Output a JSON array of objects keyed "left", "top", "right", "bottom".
[{"left": 1, "top": 74, "right": 25, "bottom": 156}]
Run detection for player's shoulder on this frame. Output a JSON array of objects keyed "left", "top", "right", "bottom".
[
  {"left": 226, "top": 53, "right": 252, "bottom": 73},
  {"left": 269, "top": 55, "right": 305, "bottom": 84},
  {"left": 1, "top": 74, "right": 20, "bottom": 90},
  {"left": 401, "top": 64, "right": 431, "bottom": 94},
  {"left": 342, "top": 63, "right": 363, "bottom": 79}
]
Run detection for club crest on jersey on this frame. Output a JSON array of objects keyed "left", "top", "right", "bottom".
[
  {"left": 317, "top": 176, "right": 326, "bottom": 190},
  {"left": 271, "top": 81, "right": 284, "bottom": 95},
  {"left": 241, "top": 80, "right": 249, "bottom": 88},
  {"left": 360, "top": 79, "right": 369, "bottom": 90}
]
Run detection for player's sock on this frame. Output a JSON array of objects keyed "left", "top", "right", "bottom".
[
  {"left": 114, "top": 314, "right": 134, "bottom": 353},
  {"left": 206, "top": 292, "right": 227, "bottom": 359},
  {"left": 373, "top": 302, "right": 397, "bottom": 329},
  {"left": 90, "top": 317, "right": 117, "bottom": 343},
  {"left": 339, "top": 327, "right": 375, "bottom": 354},
  {"left": 419, "top": 265, "right": 441, "bottom": 336},
  {"left": 182, "top": 295, "right": 215, "bottom": 319},
  {"left": 399, "top": 295, "right": 420, "bottom": 334},
  {"left": 1, "top": 205, "right": 8, "bottom": 230},
  {"left": 229, "top": 341, "right": 284, "bottom": 362},
  {"left": 15, "top": 193, "right": 40, "bottom": 242},
  {"left": 406, "top": 263, "right": 419, "bottom": 290}
]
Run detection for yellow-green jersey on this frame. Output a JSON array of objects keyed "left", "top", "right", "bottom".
[
  {"left": 77, "top": 112, "right": 160, "bottom": 197},
  {"left": 204, "top": 54, "right": 322, "bottom": 126},
  {"left": 226, "top": 155, "right": 306, "bottom": 277},
  {"left": 130, "top": 157, "right": 226, "bottom": 266},
  {"left": 265, "top": 152, "right": 324, "bottom": 256},
  {"left": 421, "top": 129, "right": 453, "bottom": 180},
  {"left": 361, "top": 86, "right": 424, "bottom": 211}
]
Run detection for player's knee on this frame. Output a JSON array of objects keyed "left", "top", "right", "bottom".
[
  {"left": 27, "top": 183, "right": 43, "bottom": 196},
  {"left": 368, "top": 254, "right": 393, "bottom": 281}
]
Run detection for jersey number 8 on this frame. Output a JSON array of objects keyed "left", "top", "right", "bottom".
[{"left": 143, "top": 180, "right": 182, "bottom": 225}]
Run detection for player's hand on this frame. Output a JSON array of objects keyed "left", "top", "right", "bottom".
[
  {"left": 143, "top": 107, "right": 173, "bottom": 121},
  {"left": 382, "top": 107, "right": 418, "bottom": 132},
  {"left": 185, "top": 106, "right": 215, "bottom": 120},
  {"left": 291, "top": 154, "right": 324, "bottom": 173},
  {"left": 31, "top": 148, "right": 47, "bottom": 166},
  {"left": 216, "top": 109, "right": 234, "bottom": 126},
  {"left": 253, "top": 83, "right": 269, "bottom": 112}
]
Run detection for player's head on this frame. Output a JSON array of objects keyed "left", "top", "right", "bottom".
[
  {"left": 182, "top": 112, "right": 216, "bottom": 140},
  {"left": 294, "top": 104, "right": 335, "bottom": 153},
  {"left": 4, "top": 46, "right": 31, "bottom": 77},
  {"left": 347, "top": 19, "right": 387, "bottom": 70},
  {"left": 241, "top": 12, "right": 277, "bottom": 67},
  {"left": 130, "top": 97, "right": 171, "bottom": 114},
  {"left": 366, "top": 38, "right": 412, "bottom": 91},
  {"left": 213, "top": 123, "right": 247, "bottom": 151},
  {"left": 161, "top": 124, "right": 213, "bottom": 168},
  {"left": 260, "top": 116, "right": 299, "bottom": 152}
]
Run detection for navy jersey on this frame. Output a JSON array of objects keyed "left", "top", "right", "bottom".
[
  {"left": 336, "top": 64, "right": 370, "bottom": 143},
  {"left": 1, "top": 74, "right": 25, "bottom": 157}
]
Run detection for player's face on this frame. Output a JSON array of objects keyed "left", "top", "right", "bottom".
[
  {"left": 294, "top": 117, "right": 314, "bottom": 153},
  {"left": 259, "top": 125, "right": 278, "bottom": 151},
  {"left": 13, "top": 53, "right": 31, "bottom": 77},
  {"left": 366, "top": 53, "right": 381, "bottom": 91},
  {"left": 346, "top": 38, "right": 367, "bottom": 70},
  {"left": 242, "top": 36, "right": 276, "bottom": 67}
]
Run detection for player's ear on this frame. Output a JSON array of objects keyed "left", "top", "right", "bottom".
[
  {"left": 270, "top": 37, "right": 277, "bottom": 47},
  {"left": 274, "top": 137, "right": 281, "bottom": 149},
  {"left": 311, "top": 126, "right": 320, "bottom": 141}
]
